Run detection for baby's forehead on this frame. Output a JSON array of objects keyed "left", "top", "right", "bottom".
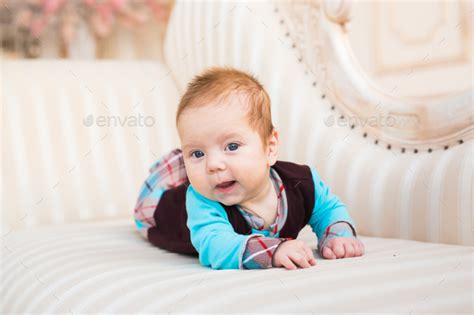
[
  {"left": 179, "top": 108, "right": 255, "bottom": 139},
  {"left": 181, "top": 98, "right": 251, "bottom": 121},
  {"left": 177, "top": 92, "right": 256, "bottom": 137},
  {"left": 198, "top": 92, "right": 250, "bottom": 110}
]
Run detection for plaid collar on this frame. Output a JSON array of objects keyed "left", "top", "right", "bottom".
[{"left": 236, "top": 167, "right": 287, "bottom": 236}]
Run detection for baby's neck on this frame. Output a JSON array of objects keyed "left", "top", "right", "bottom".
[{"left": 238, "top": 175, "right": 278, "bottom": 219}]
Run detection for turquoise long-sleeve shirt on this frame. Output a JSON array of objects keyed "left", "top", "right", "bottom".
[{"left": 185, "top": 166, "right": 356, "bottom": 269}]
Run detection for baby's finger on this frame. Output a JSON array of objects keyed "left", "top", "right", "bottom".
[
  {"left": 322, "top": 246, "right": 336, "bottom": 259},
  {"left": 303, "top": 246, "right": 317, "bottom": 265},
  {"left": 343, "top": 242, "right": 355, "bottom": 258},
  {"left": 289, "top": 252, "right": 311, "bottom": 268},
  {"left": 281, "top": 255, "right": 298, "bottom": 270},
  {"left": 357, "top": 240, "right": 365, "bottom": 256},
  {"left": 355, "top": 240, "right": 364, "bottom": 256},
  {"left": 352, "top": 241, "right": 361, "bottom": 256},
  {"left": 331, "top": 241, "right": 345, "bottom": 258}
]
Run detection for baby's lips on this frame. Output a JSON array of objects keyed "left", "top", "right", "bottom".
[{"left": 215, "top": 180, "right": 235, "bottom": 188}]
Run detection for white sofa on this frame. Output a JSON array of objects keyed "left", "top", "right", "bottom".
[{"left": 2, "top": 1, "right": 472, "bottom": 314}]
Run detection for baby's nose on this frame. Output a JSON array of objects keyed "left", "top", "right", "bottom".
[{"left": 206, "top": 155, "right": 226, "bottom": 173}]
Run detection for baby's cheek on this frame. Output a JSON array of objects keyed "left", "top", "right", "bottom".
[
  {"left": 186, "top": 170, "right": 206, "bottom": 190},
  {"left": 239, "top": 158, "right": 265, "bottom": 174}
]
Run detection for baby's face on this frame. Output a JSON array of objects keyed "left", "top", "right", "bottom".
[{"left": 177, "top": 95, "right": 278, "bottom": 206}]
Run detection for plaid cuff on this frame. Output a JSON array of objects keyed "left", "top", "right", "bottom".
[
  {"left": 242, "top": 235, "right": 292, "bottom": 269},
  {"left": 318, "top": 221, "right": 357, "bottom": 256}
]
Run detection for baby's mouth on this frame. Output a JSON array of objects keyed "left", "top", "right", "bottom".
[{"left": 215, "top": 180, "right": 237, "bottom": 193}]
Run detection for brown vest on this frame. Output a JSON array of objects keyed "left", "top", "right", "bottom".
[{"left": 147, "top": 161, "right": 315, "bottom": 256}]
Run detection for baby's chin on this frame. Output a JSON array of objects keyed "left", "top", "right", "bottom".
[
  {"left": 192, "top": 188, "right": 235, "bottom": 205},
  {"left": 209, "top": 192, "right": 243, "bottom": 206},
  {"left": 216, "top": 198, "right": 240, "bottom": 206}
]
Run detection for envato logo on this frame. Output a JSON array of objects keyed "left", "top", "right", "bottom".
[
  {"left": 82, "top": 114, "right": 155, "bottom": 128},
  {"left": 323, "top": 114, "right": 419, "bottom": 129}
]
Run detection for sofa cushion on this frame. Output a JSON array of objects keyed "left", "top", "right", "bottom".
[
  {"left": 2, "top": 60, "right": 181, "bottom": 231},
  {"left": 2, "top": 220, "right": 471, "bottom": 313}
]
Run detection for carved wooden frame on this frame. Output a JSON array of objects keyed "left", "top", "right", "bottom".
[{"left": 275, "top": 0, "right": 472, "bottom": 151}]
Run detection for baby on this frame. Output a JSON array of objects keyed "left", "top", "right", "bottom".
[{"left": 134, "top": 67, "right": 364, "bottom": 270}]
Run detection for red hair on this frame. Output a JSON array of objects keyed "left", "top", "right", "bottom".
[{"left": 176, "top": 67, "right": 274, "bottom": 147}]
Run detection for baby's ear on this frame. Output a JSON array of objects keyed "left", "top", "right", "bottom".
[{"left": 266, "top": 129, "right": 279, "bottom": 166}]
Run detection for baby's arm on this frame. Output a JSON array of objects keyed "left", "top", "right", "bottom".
[
  {"left": 307, "top": 167, "right": 364, "bottom": 258},
  {"left": 318, "top": 221, "right": 364, "bottom": 259},
  {"left": 186, "top": 185, "right": 272, "bottom": 269}
]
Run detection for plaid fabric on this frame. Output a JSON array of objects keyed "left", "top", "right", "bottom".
[
  {"left": 241, "top": 235, "right": 290, "bottom": 269},
  {"left": 239, "top": 168, "right": 292, "bottom": 269},
  {"left": 133, "top": 148, "right": 357, "bottom": 268},
  {"left": 133, "top": 148, "right": 188, "bottom": 239}
]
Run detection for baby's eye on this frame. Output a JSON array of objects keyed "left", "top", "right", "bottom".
[
  {"left": 191, "top": 150, "right": 204, "bottom": 159},
  {"left": 226, "top": 143, "right": 240, "bottom": 151}
]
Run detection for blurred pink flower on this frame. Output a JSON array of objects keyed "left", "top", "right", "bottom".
[
  {"left": 109, "top": 0, "right": 126, "bottom": 11},
  {"left": 42, "top": 0, "right": 66, "bottom": 15},
  {"left": 30, "top": 17, "right": 49, "bottom": 37},
  {"left": 10, "top": 0, "right": 173, "bottom": 42},
  {"left": 149, "top": 0, "right": 171, "bottom": 20},
  {"left": 16, "top": 9, "right": 33, "bottom": 28}
]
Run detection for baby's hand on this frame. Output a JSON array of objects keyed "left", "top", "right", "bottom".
[
  {"left": 321, "top": 237, "right": 365, "bottom": 259},
  {"left": 272, "top": 240, "right": 317, "bottom": 270}
]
